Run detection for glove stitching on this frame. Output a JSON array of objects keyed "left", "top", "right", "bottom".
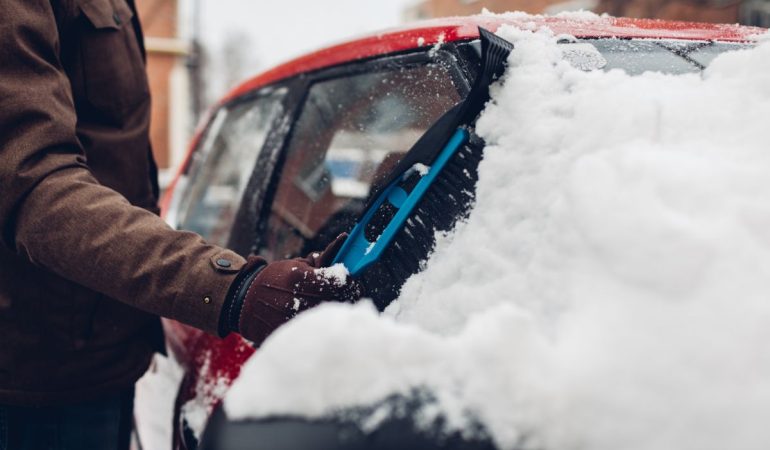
[{"left": 256, "top": 298, "right": 298, "bottom": 318}]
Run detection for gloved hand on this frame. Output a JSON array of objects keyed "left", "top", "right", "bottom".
[{"left": 220, "top": 234, "right": 362, "bottom": 345}]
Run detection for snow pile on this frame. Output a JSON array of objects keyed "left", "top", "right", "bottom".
[
  {"left": 481, "top": 8, "right": 606, "bottom": 23},
  {"left": 226, "top": 25, "right": 770, "bottom": 450},
  {"left": 134, "top": 354, "right": 185, "bottom": 450},
  {"left": 315, "top": 263, "right": 350, "bottom": 286}
]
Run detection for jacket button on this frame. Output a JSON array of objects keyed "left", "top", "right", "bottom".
[
  {"left": 215, "top": 258, "right": 232, "bottom": 268},
  {"left": 203, "top": 296, "right": 211, "bottom": 304},
  {"left": 113, "top": 12, "right": 122, "bottom": 26}
]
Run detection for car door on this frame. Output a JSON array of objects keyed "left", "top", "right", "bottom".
[
  {"left": 254, "top": 48, "right": 471, "bottom": 266},
  {"left": 168, "top": 45, "right": 474, "bottom": 450}
]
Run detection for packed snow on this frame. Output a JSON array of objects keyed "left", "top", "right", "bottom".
[
  {"left": 225, "top": 21, "right": 770, "bottom": 450},
  {"left": 412, "top": 163, "right": 431, "bottom": 177},
  {"left": 428, "top": 32, "right": 447, "bottom": 58},
  {"left": 315, "top": 263, "right": 350, "bottom": 286}
]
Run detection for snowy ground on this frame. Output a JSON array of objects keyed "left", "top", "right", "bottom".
[{"left": 215, "top": 16, "right": 770, "bottom": 450}]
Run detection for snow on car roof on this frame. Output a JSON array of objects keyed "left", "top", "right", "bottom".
[{"left": 222, "top": 11, "right": 764, "bottom": 104}]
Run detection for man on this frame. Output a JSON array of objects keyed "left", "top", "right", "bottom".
[{"left": 0, "top": 1, "right": 360, "bottom": 448}]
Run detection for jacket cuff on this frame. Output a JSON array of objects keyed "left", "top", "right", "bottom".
[{"left": 172, "top": 249, "right": 246, "bottom": 335}]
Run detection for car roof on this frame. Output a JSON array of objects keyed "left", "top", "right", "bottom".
[{"left": 222, "top": 14, "right": 764, "bottom": 103}]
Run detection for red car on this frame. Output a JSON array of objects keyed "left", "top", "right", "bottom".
[{"left": 156, "top": 14, "right": 760, "bottom": 450}]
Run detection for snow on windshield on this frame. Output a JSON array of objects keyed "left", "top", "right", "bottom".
[{"left": 225, "top": 23, "right": 770, "bottom": 450}]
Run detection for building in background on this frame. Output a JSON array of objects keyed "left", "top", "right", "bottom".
[
  {"left": 136, "top": 0, "right": 192, "bottom": 188},
  {"left": 596, "top": 0, "right": 770, "bottom": 25},
  {"left": 404, "top": 0, "right": 770, "bottom": 25},
  {"left": 403, "top": 0, "right": 598, "bottom": 20},
  {"left": 740, "top": 0, "right": 770, "bottom": 25},
  {"left": 134, "top": 0, "right": 260, "bottom": 190}
]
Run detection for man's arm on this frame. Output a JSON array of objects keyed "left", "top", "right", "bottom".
[{"left": 0, "top": 0, "right": 243, "bottom": 334}]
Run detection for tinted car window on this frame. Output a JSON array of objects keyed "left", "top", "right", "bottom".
[
  {"left": 260, "top": 63, "right": 462, "bottom": 260},
  {"left": 174, "top": 88, "right": 286, "bottom": 246}
]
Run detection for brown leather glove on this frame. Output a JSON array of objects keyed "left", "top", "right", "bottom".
[{"left": 220, "top": 234, "right": 362, "bottom": 345}]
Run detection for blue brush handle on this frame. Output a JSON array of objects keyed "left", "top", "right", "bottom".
[{"left": 333, "top": 128, "right": 470, "bottom": 276}]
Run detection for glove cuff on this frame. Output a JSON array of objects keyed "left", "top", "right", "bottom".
[{"left": 219, "top": 256, "right": 268, "bottom": 337}]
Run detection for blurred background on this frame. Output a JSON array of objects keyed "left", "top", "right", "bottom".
[{"left": 136, "top": 0, "right": 770, "bottom": 188}]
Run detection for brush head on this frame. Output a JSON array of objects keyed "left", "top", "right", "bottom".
[
  {"left": 361, "top": 133, "right": 485, "bottom": 310},
  {"left": 334, "top": 27, "right": 513, "bottom": 310}
]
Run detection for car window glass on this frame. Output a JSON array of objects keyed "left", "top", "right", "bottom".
[
  {"left": 587, "top": 39, "right": 701, "bottom": 74},
  {"left": 260, "top": 62, "right": 462, "bottom": 260},
  {"left": 687, "top": 42, "right": 752, "bottom": 67},
  {"left": 175, "top": 88, "right": 286, "bottom": 246}
]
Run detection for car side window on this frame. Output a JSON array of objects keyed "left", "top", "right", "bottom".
[
  {"left": 173, "top": 88, "right": 286, "bottom": 246},
  {"left": 259, "top": 62, "right": 462, "bottom": 261}
]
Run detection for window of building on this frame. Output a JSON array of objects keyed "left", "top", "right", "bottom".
[{"left": 741, "top": 0, "right": 770, "bottom": 27}]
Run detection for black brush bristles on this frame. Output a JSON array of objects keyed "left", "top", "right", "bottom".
[{"left": 362, "top": 133, "right": 485, "bottom": 310}]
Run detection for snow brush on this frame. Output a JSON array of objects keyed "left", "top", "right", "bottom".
[{"left": 333, "top": 28, "right": 513, "bottom": 309}]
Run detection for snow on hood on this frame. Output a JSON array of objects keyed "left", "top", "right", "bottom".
[{"left": 225, "top": 24, "right": 770, "bottom": 450}]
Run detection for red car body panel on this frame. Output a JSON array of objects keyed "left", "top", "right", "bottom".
[{"left": 158, "top": 14, "right": 764, "bottom": 446}]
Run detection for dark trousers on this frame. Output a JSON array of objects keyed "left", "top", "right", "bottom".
[{"left": 0, "top": 389, "right": 134, "bottom": 450}]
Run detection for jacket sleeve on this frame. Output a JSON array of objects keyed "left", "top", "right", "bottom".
[{"left": 0, "top": 0, "right": 245, "bottom": 334}]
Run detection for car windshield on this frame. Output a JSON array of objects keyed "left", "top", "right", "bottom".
[{"left": 561, "top": 39, "right": 750, "bottom": 74}]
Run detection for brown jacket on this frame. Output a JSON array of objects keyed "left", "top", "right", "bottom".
[{"left": 0, "top": 0, "right": 246, "bottom": 406}]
